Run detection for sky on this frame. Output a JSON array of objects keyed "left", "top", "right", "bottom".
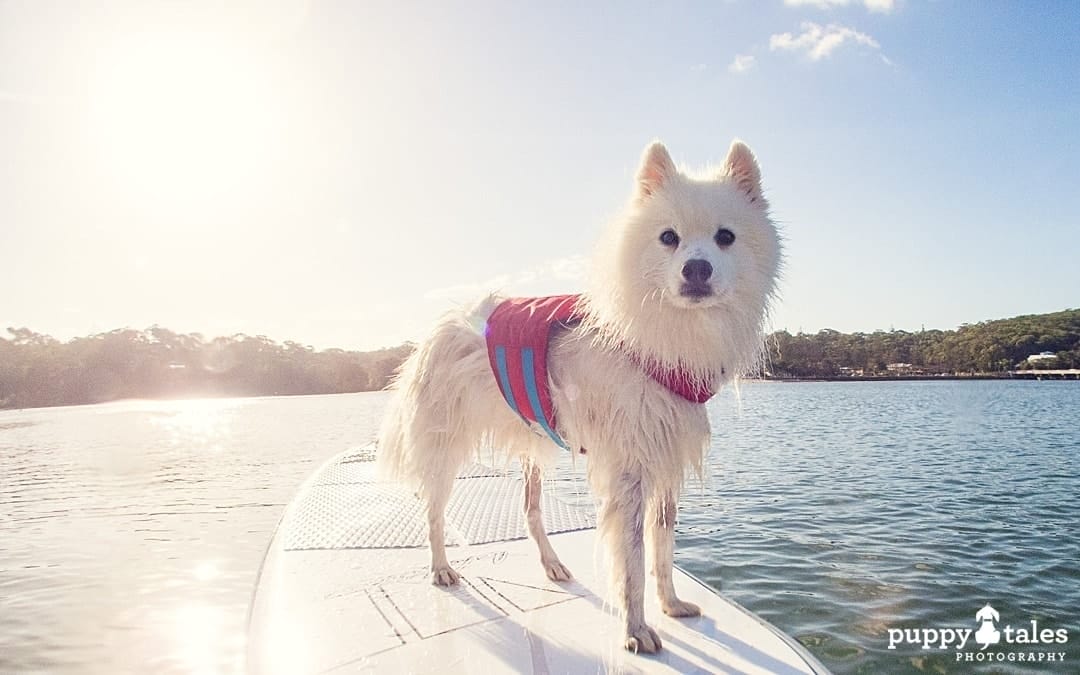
[{"left": 2, "top": 0, "right": 1078, "bottom": 351}]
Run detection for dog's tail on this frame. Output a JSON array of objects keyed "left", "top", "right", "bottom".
[
  {"left": 374, "top": 354, "right": 415, "bottom": 484},
  {"left": 375, "top": 296, "right": 502, "bottom": 489}
]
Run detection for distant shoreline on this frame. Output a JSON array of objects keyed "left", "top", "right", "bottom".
[
  {"left": 763, "top": 371, "right": 1080, "bottom": 383},
  {"left": 4, "top": 375, "right": 1079, "bottom": 413},
  {"left": 4, "top": 308, "right": 1076, "bottom": 410}
]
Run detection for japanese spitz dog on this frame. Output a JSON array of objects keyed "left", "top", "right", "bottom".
[{"left": 377, "top": 140, "right": 780, "bottom": 653}]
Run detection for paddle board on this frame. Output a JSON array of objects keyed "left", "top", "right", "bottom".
[{"left": 247, "top": 447, "right": 830, "bottom": 674}]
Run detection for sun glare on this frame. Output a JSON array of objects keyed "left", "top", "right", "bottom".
[
  {"left": 170, "top": 602, "right": 228, "bottom": 674},
  {"left": 154, "top": 398, "right": 241, "bottom": 448},
  {"left": 88, "top": 31, "right": 281, "bottom": 210}
]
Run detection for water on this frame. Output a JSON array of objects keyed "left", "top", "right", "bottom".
[
  {"left": 683, "top": 381, "right": 1079, "bottom": 674},
  {"left": 1, "top": 382, "right": 1077, "bottom": 674},
  {"left": 0, "top": 395, "right": 386, "bottom": 674}
]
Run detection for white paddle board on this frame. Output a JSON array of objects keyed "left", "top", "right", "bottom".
[{"left": 247, "top": 447, "right": 830, "bottom": 674}]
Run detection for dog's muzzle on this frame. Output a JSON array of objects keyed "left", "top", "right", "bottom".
[{"left": 679, "top": 259, "right": 713, "bottom": 298}]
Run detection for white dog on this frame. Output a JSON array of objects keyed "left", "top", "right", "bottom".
[{"left": 377, "top": 139, "right": 780, "bottom": 653}]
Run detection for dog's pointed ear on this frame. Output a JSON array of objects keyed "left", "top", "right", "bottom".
[
  {"left": 636, "top": 141, "right": 676, "bottom": 199},
  {"left": 721, "top": 140, "right": 766, "bottom": 207}
]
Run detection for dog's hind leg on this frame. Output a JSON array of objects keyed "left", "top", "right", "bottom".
[
  {"left": 523, "top": 460, "right": 572, "bottom": 581},
  {"left": 426, "top": 469, "right": 460, "bottom": 586},
  {"left": 647, "top": 490, "right": 701, "bottom": 617}
]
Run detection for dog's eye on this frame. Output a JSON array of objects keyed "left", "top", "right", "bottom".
[
  {"left": 714, "top": 228, "right": 736, "bottom": 247},
  {"left": 659, "top": 229, "right": 680, "bottom": 247}
]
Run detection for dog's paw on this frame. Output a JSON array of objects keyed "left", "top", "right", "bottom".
[
  {"left": 624, "top": 624, "right": 662, "bottom": 654},
  {"left": 541, "top": 558, "right": 573, "bottom": 582},
  {"left": 431, "top": 566, "right": 461, "bottom": 586},
  {"left": 661, "top": 598, "right": 701, "bottom": 617}
]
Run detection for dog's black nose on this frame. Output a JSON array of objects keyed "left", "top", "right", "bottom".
[{"left": 682, "top": 259, "right": 713, "bottom": 283}]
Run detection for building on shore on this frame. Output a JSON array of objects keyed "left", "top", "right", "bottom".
[{"left": 1026, "top": 351, "right": 1058, "bottom": 363}]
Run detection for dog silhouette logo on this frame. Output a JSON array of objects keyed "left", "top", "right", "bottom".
[{"left": 974, "top": 603, "right": 1001, "bottom": 650}]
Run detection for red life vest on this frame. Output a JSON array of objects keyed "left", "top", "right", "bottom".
[{"left": 484, "top": 294, "right": 716, "bottom": 450}]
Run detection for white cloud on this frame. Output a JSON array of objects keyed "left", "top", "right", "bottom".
[
  {"left": 424, "top": 255, "right": 587, "bottom": 302},
  {"left": 783, "top": 0, "right": 895, "bottom": 13},
  {"left": 864, "top": 0, "right": 896, "bottom": 11},
  {"left": 728, "top": 54, "right": 756, "bottom": 74},
  {"left": 769, "top": 22, "right": 881, "bottom": 61},
  {"left": 424, "top": 275, "right": 511, "bottom": 302}
]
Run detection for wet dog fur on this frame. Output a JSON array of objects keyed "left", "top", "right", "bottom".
[{"left": 377, "top": 139, "right": 781, "bottom": 653}]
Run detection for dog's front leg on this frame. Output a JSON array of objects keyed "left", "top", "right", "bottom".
[
  {"left": 648, "top": 491, "right": 701, "bottom": 617},
  {"left": 598, "top": 468, "right": 662, "bottom": 653}
]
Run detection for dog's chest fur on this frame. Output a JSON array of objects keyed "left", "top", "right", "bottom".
[{"left": 545, "top": 327, "right": 712, "bottom": 489}]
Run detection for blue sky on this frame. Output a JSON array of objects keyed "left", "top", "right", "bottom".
[{"left": 2, "top": 1, "right": 1078, "bottom": 350}]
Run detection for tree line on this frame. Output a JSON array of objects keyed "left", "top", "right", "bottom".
[
  {"left": 1, "top": 308, "right": 1076, "bottom": 409},
  {"left": 766, "top": 308, "right": 1079, "bottom": 378},
  {"left": 0, "top": 327, "right": 412, "bottom": 410}
]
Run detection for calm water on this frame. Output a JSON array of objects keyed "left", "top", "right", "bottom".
[{"left": 1, "top": 382, "right": 1077, "bottom": 674}]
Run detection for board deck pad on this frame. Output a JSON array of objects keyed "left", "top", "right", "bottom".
[{"left": 248, "top": 448, "right": 830, "bottom": 674}]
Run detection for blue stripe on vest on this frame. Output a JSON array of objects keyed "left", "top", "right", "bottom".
[
  {"left": 493, "top": 346, "right": 524, "bottom": 420},
  {"left": 521, "top": 347, "right": 570, "bottom": 450}
]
